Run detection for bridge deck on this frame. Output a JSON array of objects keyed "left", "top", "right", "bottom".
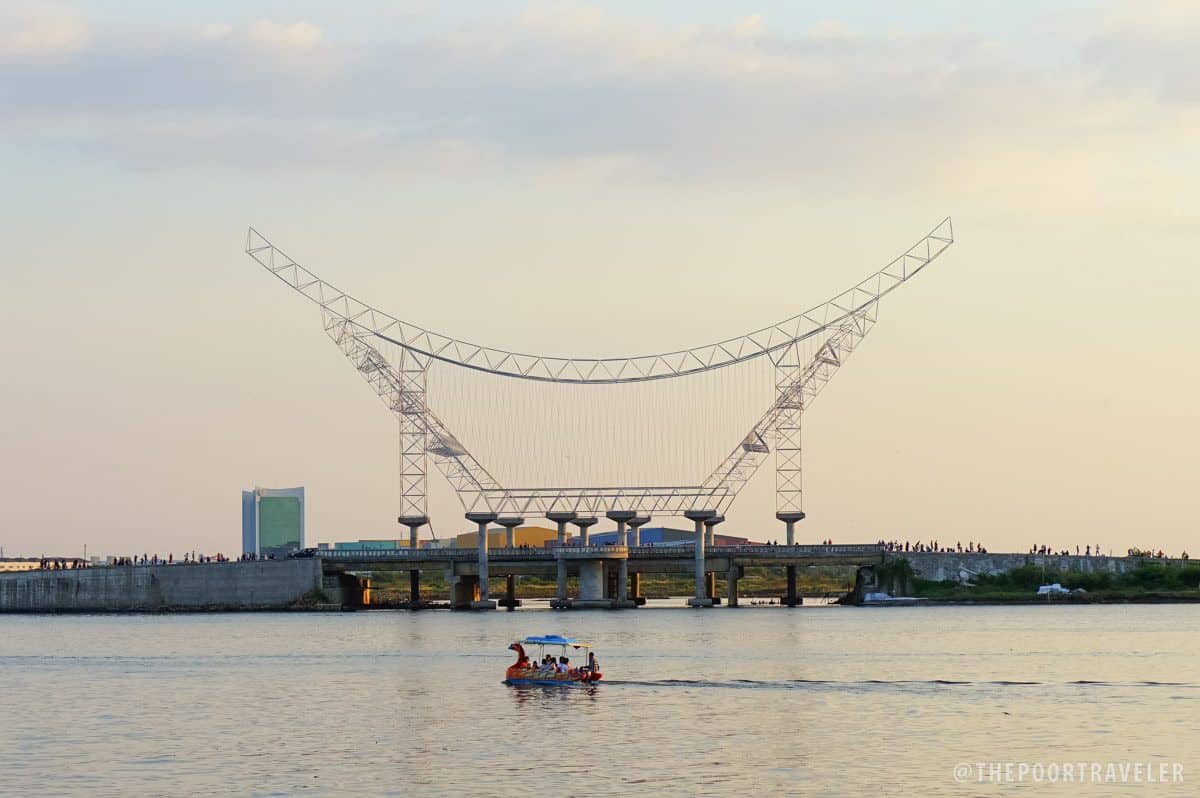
[{"left": 305, "top": 544, "right": 884, "bottom": 570}]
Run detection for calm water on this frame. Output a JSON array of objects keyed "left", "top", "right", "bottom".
[{"left": 2, "top": 604, "right": 1198, "bottom": 797}]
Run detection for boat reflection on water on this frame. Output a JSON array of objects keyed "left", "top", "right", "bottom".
[{"left": 507, "top": 683, "right": 601, "bottom": 705}]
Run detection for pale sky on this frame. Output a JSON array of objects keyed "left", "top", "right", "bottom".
[{"left": 2, "top": 0, "right": 1198, "bottom": 558}]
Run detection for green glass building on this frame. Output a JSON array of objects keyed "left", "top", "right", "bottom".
[{"left": 242, "top": 487, "right": 305, "bottom": 557}]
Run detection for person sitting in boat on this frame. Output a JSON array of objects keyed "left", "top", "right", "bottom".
[
  {"left": 557, "top": 656, "right": 569, "bottom": 674},
  {"left": 539, "top": 655, "right": 555, "bottom": 673}
]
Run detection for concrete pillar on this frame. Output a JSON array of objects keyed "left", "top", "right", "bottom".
[
  {"left": 571, "top": 517, "right": 598, "bottom": 546},
  {"left": 494, "top": 516, "right": 523, "bottom": 609},
  {"left": 497, "top": 517, "right": 524, "bottom": 549},
  {"left": 398, "top": 516, "right": 429, "bottom": 549},
  {"left": 465, "top": 512, "right": 497, "bottom": 609},
  {"left": 448, "top": 573, "right": 480, "bottom": 609},
  {"left": 556, "top": 556, "right": 567, "bottom": 602},
  {"left": 504, "top": 574, "right": 517, "bottom": 611},
  {"left": 547, "top": 513, "right": 576, "bottom": 609},
  {"left": 409, "top": 569, "right": 420, "bottom": 608},
  {"left": 607, "top": 510, "right": 635, "bottom": 548},
  {"left": 547, "top": 512, "right": 576, "bottom": 547},
  {"left": 578, "top": 560, "right": 604, "bottom": 601},
  {"left": 727, "top": 562, "right": 741, "bottom": 608},
  {"left": 628, "top": 515, "right": 650, "bottom": 547},
  {"left": 398, "top": 515, "right": 428, "bottom": 611},
  {"left": 630, "top": 572, "right": 641, "bottom": 603},
  {"left": 684, "top": 510, "right": 716, "bottom": 607},
  {"left": 776, "top": 511, "right": 806, "bottom": 546},
  {"left": 617, "top": 558, "right": 628, "bottom": 603},
  {"left": 704, "top": 516, "right": 725, "bottom": 546},
  {"left": 704, "top": 515, "right": 725, "bottom": 605},
  {"left": 785, "top": 564, "right": 799, "bottom": 607}
]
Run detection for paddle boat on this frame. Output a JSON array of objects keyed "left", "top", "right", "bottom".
[{"left": 505, "top": 635, "right": 603, "bottom": 685}]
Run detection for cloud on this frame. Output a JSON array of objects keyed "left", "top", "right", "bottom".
[
  {"left": 245, "top": 19, "right": 323, "bottom": 49},
  {"left": 0, "top": 1, "right": 89, "bottom": 58},
  {"left": 0, "top": 0, "right": 1197, "bottom": 216},
  {"left": 1084, "top": 0, "right": 1200, "bottom": 104}
]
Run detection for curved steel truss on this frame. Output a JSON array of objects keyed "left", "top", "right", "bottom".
[
  {"left": 246, "top": 219, "right": 952, "bottom": 383},
  {"left": 246, "top": 219, "right": 954, "bottom": 520}
]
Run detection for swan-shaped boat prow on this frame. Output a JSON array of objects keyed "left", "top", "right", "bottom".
[{"left": 505, "top": 635, "right": 602, "bottom": 685}]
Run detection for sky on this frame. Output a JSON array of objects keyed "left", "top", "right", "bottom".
[{"left": 1, "top": 0, "right": 1198, "bottom": 558}]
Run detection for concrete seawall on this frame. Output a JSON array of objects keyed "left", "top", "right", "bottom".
[
  {"left": 891, "top": 552, "right": 1187, "bottom": 583},
  {"left": 0, "top": 560, "right": 323, "bottom": 612}
]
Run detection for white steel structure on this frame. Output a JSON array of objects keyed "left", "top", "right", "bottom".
[{"left": 246, "top": 219, "right": 954, "bottom": 539}]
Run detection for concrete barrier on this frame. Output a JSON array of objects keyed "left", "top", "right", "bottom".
[
  {"left": 0, "top": 559, "right": 323, "bottom": 612},
  {"left": 892, "top": 551, "right": 1186, "bottom": 583}
]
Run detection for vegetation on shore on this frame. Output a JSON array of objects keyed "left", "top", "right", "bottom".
[{"left": 912, "top": 561, "right": 1200, "bottom": 603}]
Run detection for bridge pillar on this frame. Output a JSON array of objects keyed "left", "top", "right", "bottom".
[
  {"left": 577, "top": 560, "right": 605, "bottom": 605},
  {"left": 628, "top": 516, "right": 648, "bottom": 604},
  {"left": 398, "top": 514, "right": 428, "bottom": 610},
  {"left": 628, "top": 515, "right": 650, "bottom": 547},
  {"left": 495, "top": 517, "right": 524, "bottom": 609},
  {"left": 547, "top": 512, "right": 576, "bottom": 608},
  {"left": 409, "top": 569, "right": 421, "bottom": 608},
  {"left": 684, "top": 510, "right": 716, "bottom": 607},
  {"left": 784, "top": 565, "right": 799, "bottom": 607},
  {"left": 617, "top": 558, "right": 629, "bottom": 604},
  {"left": 502, "top": 574, "right": 519, "bottom": 611},
  {"left": 570, "top": 517, "right": 598, "bottom": 546},
  {"left": 727, "top": 562, "right": 742, "bottom": 608},
  {"left": 777, "top": 511, "right": 806, "bottom": 546},
  {"left": 497, "top": 516, "right": 523, "bottom": 549},
  {"left": 546, "top": 512, "right": 577, "bottom": 547},
  {"left": 704, "top": 516, "right": 724, "bottom": 605},
  {"left": 554, "top": 556, "right": 568, "bottom": 607},
  {"left": 465, "top": 512, "right": 498, "bottom": 609},
  {"left": 607, "top": 511, "right": 635, "bottom": 549},
  {"left": 448, "top": 572, "right": 479, "bottom": 610}
]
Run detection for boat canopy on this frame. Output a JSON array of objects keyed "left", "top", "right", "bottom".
[{"left": 519, "top": 635, "right": 591, "bottom": 648}]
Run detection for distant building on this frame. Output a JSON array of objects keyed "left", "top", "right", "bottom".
[
  {"left": 585, "top": 526, "right": 695, "bottom": 546},
  {"left": 242, "top": 486, "right": 305, "bottom": 558},
  {"left": 0, "top": 558, "right": 40, "bottom": 572},
  {"left": 333, "top": 539, "right": 410, "bottom": 551},
  {"left": 455, "top": 525, "right": 557, "bottom": 549},
  {"left": 582, "top": 527, "right": 753, "bottom": 546}
]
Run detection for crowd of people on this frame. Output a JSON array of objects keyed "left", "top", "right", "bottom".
[
  {"left": 29, "top": 551, "right": 288, "bottom": 571},
  {"left": 526, "top": 651, "right": 600, "bottom": 678},
  {"left": 37, "top": 558, "right": 88, "bottom": 570},
  {"left": 1127, "top": 547, "right": 1188, "bottom": 560},
  {"left": 875, "top": 540, "right": 1189, "bottom": 560},
  {"left": 109, "top": 552, "right": 233, "bottom": 566},
  {"left": 1031, "top": 544, "right": 1103, "bottom": 557},
  {"left": 880, "top": 539, "right": 989, "bottom": 554},
  {"left": 29, "top": 550, "right": 294, "bottom": 571}
]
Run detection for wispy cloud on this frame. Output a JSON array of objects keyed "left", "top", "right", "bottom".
[
  {"left": 0, "top": 1, "right": 89, "bottom": 58},
  {"left": 1084, "top": 0, "right": 1200, "bottom": 103},
  {"left": 1, "top": 0, "right": 1196, "bottom": 214}
]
